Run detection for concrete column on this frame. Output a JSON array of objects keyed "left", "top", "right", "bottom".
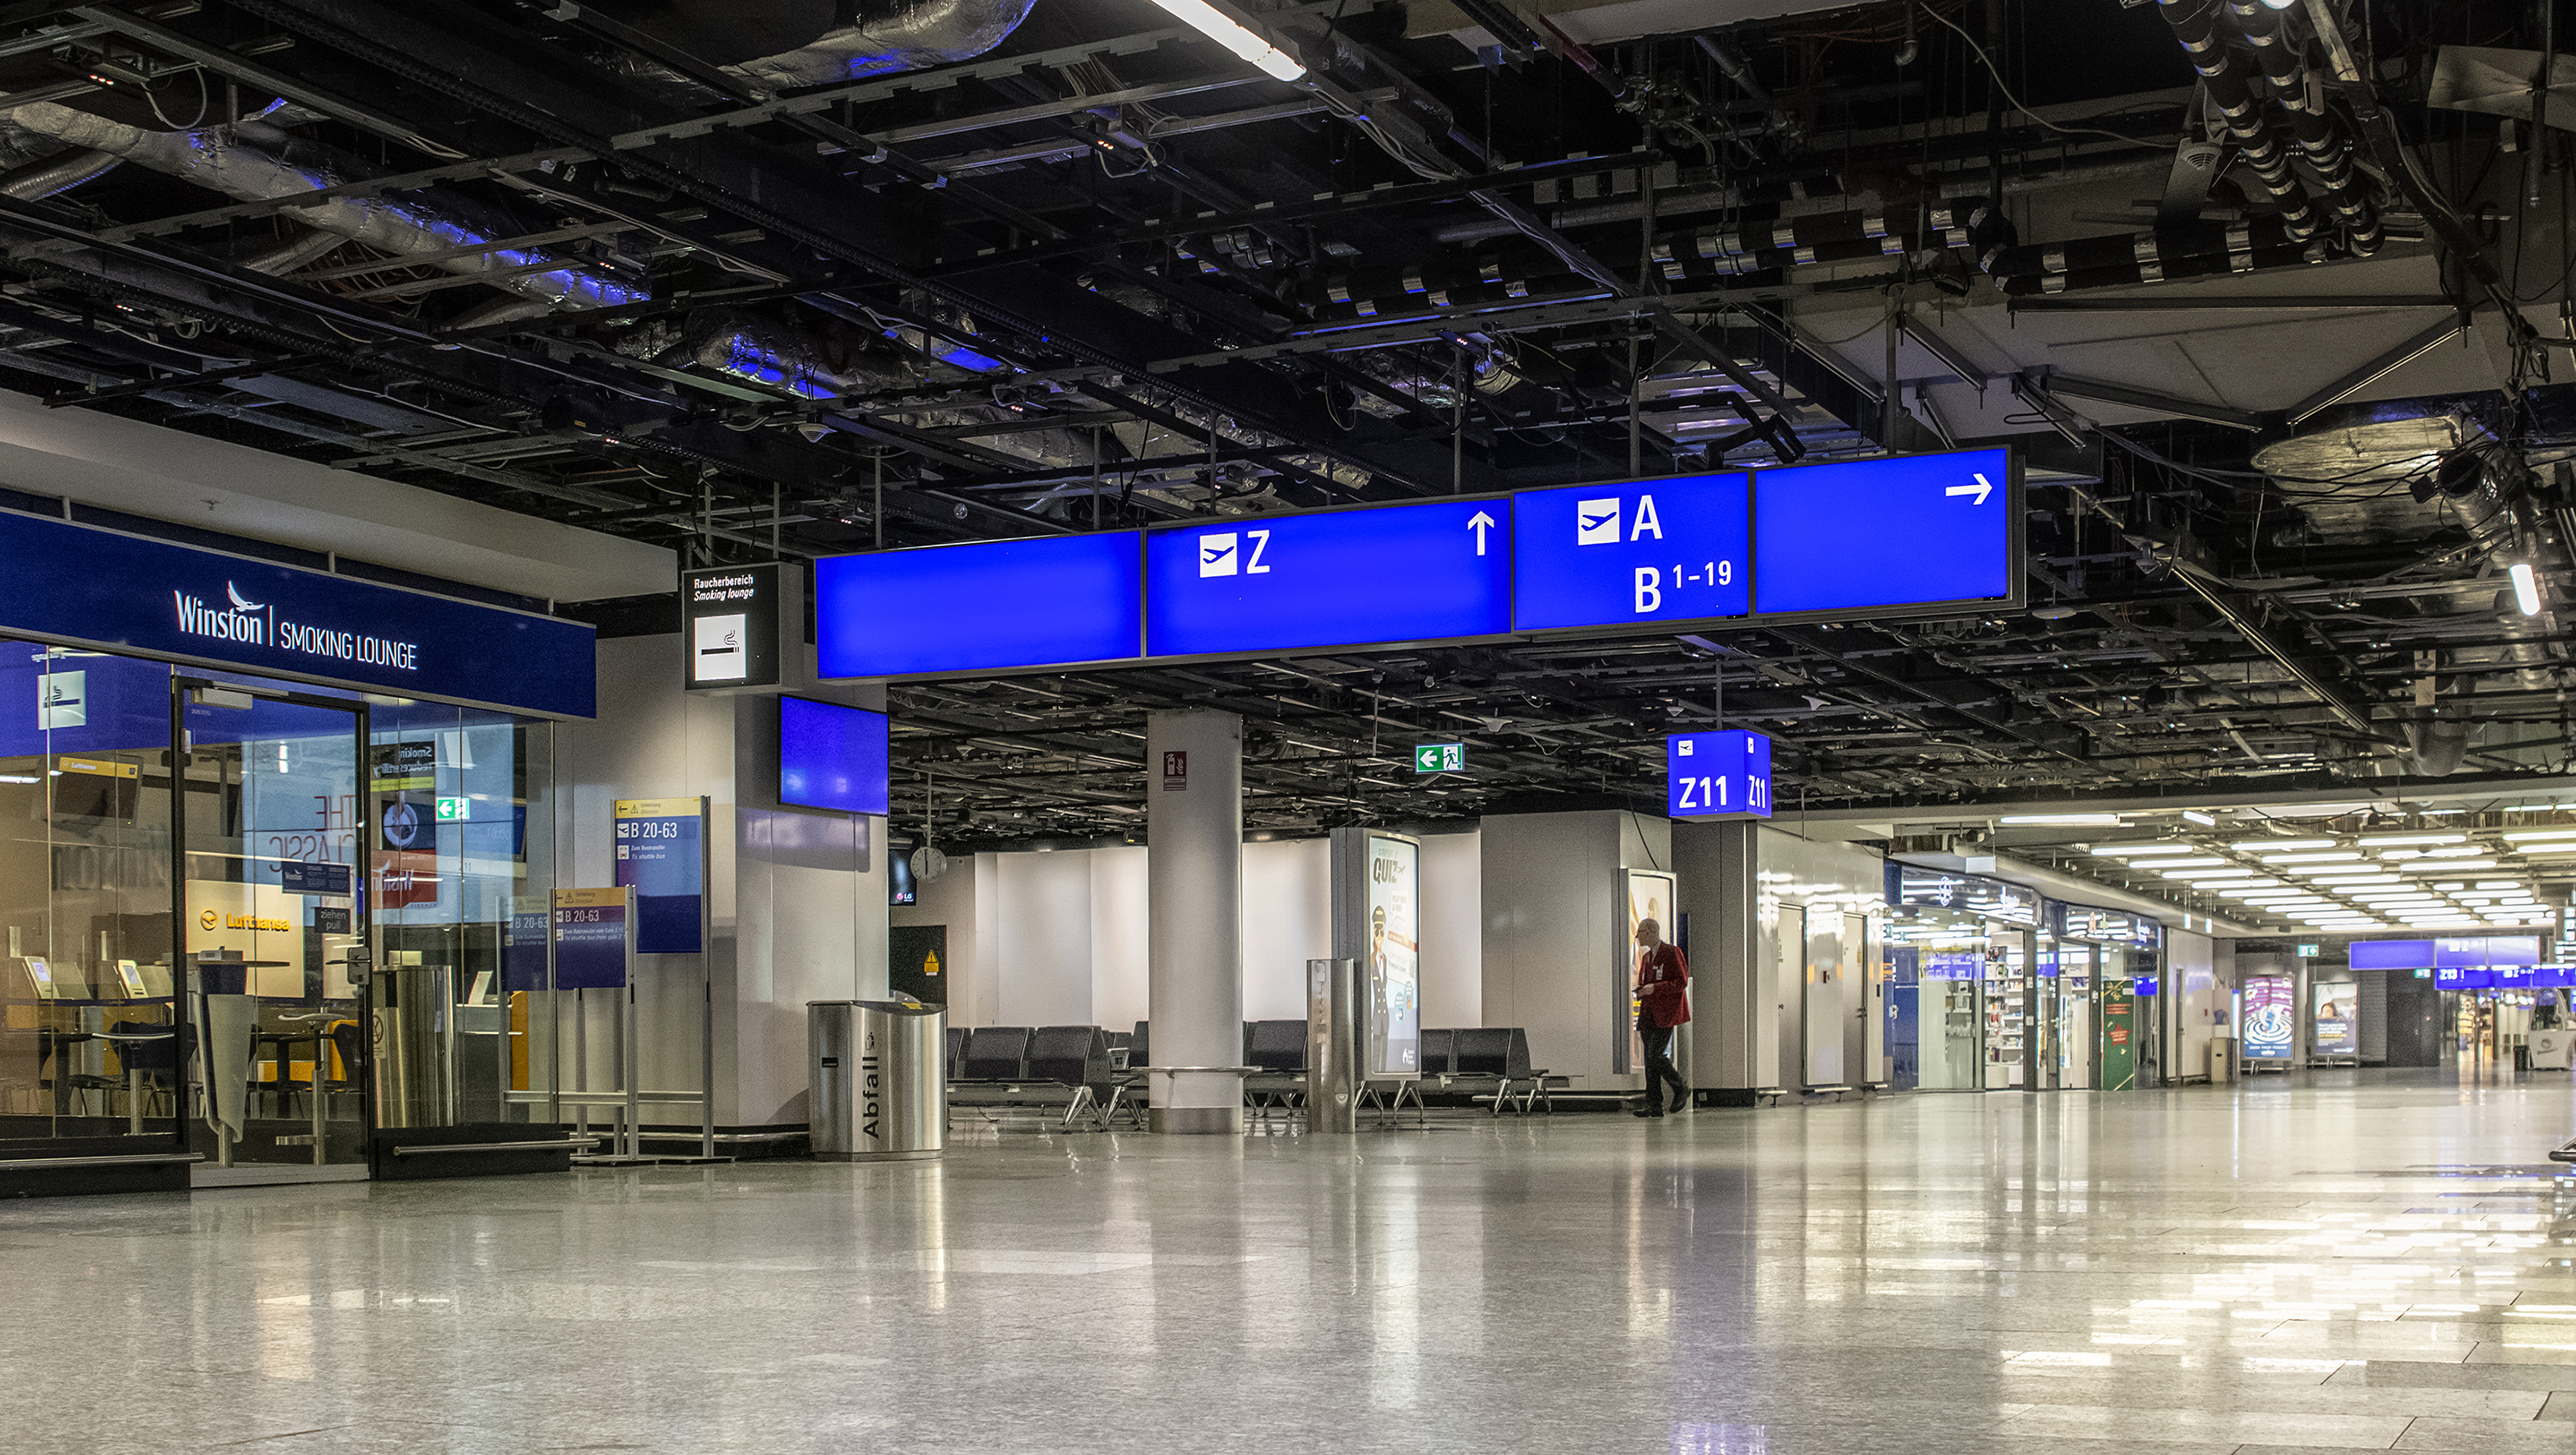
[{"left": 1146, "top": 708, "right": 1244, "bottom": 1134}]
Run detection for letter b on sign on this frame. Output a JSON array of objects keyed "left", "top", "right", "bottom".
[{"left": 1633, "top": 567, "right": 1661, "bottom": 614}]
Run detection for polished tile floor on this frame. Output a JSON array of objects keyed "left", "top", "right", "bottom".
[{"left": 12, "top": 1070, "right": 2576, "bottom": 1453}]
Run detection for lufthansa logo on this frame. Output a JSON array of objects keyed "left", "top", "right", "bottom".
[{"left": 199, "top": 910, "right": 217, "bottom": 930}]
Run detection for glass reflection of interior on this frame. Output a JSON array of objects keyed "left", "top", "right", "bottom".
[
  {"left": 0, "top": 646, "right": 180, "bottom": 1149},
  {"left": 368, "top": 705, "right": 556, "bottom": 1136},
  {"left": 1897, "top": 910, "right": 1987, "bottom": 1091},
  {"left": 183, "top": 688, "right": 367, "bottom": 1168}
]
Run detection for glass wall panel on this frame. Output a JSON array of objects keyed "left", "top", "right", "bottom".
[
  {"left": 368, "top": 703, "right": 558, "bottom": 1136},
  {"left": 0, "top": 645, "right": 180, "bottom": 1151}
]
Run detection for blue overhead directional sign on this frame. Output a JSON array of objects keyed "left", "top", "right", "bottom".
[
  {"left": 1752, "top": 446, "right": 2014, "bottom": 615},
  {"left": 816, "top": 532, "right": 1142, "bottom": 679},
  {"left": 1145, "top": 499, "right": 1511, "bottom": 658},
  {"left": 1513, "top": 470, "right": 1750, "bottom": 632},
  {"left": 1666, "top": 730, "right": 1773, "bottom": 820}
]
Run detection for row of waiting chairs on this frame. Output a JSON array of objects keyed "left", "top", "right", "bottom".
[{"left": 940, "top": 1022, "right": 1552, "bottom": 1127}]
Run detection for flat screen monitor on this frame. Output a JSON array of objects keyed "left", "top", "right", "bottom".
[
  {"left": 889, "top": 848, "right": 918, "bottom": 906},
  {"left": 779, "top": 697, "right": 889, "bottom": 816}
]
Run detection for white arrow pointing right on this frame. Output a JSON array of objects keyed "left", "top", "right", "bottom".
[{"left": 1946, "top": 473, "right": 1995, "bottom": 506}]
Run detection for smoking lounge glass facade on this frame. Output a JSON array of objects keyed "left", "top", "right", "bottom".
[{"left": 1, "top": 640, "right": 566, "bottom": 1189}]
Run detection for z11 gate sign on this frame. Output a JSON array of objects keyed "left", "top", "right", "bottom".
[{"left": 1666, "top": 730, "right": 1773, "bottom": 820}]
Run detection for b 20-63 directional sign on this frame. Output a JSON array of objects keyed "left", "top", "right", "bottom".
[{"left": 1667, "top": 730, "right": 1773, "bottom": 820}]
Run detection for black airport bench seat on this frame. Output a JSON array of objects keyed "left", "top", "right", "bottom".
[
  {"left": 945, "top": 1026, "right": 1117, "bottom": 1129},
  {"left": 1417, "top": 1026, "right": 1557, "bottom": 1115}
]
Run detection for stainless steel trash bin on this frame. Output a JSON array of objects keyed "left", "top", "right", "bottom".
[{"left": 809, "top": 1000, "right": 945, "bottom": 1160}]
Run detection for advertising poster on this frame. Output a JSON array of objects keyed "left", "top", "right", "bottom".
[
  {"left": 1365, "top": 834, "right": 1420, "bottom": 1078},
  {"left": 2312, "top": 982, "right": 2358, "bottom": 1057},
  {"left": 613, "top": 798, "right": 705, "bottom": 954},
  {"left": 2243, "top": 975, "right": 2296, "bottom": 1060},
  {"left": 1623, "top": 870, "right": 1677, "bottom": 1073}
]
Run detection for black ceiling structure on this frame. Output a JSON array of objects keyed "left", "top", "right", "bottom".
[{"left": 0, "top": 0, "right": 2566, "bottom": 910}]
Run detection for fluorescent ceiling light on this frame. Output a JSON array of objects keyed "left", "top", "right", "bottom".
[
  {"left": 2421, "top": 845, "right": 2487, "bottom": 857},
  {"left": 2134, "top": 857, "right": 2226, "bottom": 870},
  {"left": 2182, "top": 810, "right": 2216, "bottom": 826},
  {"left": 2512, "top": 560, "right": 2543, "bottom": 616},
  {"left": 2402, "top": 861, "right": 2496, "bottom": 873},
  {"left": 2504, "top": 830, "right": 2576, "bottom": 841},
  {"left": 2167, "top": 870, "right": 2256, "bottom": 881},
  {"left": 1147, "top": 0, "right": 1307, "bottom": 80},
  {"left": 2474, "top": 880, "right": 2523, "bottom": 889},
  {"left": 2087, "top": 843, "right": 2190, "bottom": 857},
  {"left": 2305, "top": 873, "right": 2399, "bottom": 883},
  {"left": 2504, "top": 804, "right": 2566, "bottom": 811},
  {"left": 2262, "top": 851, "right": 2362, "bottom": 863},
  {"left": 2359, "top": 834, "right": 2466, "bottom": 846},
  {"left": 2231, "top": 837, "right": 2337, "bottom": 850},
  {"left": 2002, "top": 813, "right": 2125, "bottom": 825}
]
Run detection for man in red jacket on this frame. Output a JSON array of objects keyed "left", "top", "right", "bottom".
[{"left": 1633, "top": 917, "right": 1691, "bottom": 1118}]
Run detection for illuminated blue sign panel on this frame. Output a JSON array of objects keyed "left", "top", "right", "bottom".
[
  {"left": 0, "top": 507, "right": 593, "bottom": 717},
  {"left": 815, "top": 533, "right": 1141, "bottom": 678},
  {"left": 1513, "top": 471, "right": 1749, "bottom": 631},
  {"left": 1145, "top": 500, "right": 1510, "bottom": 658},
  {"left": 1665, "top": 729, "right": 1772, "bottom": 820},
  {"left": 1753, "top": 446, "right": 2013, "bottom": 615},
  {"left": 778, "top": 697, "right": 890, "bottom": 816}
]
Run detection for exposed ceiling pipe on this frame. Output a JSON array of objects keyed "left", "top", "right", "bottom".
[
  {"left": 8, "top": 104, "right": 648, "bottom": 314},
  {"left": 0, "top": 146, "right": 117, "bottom": 201}
]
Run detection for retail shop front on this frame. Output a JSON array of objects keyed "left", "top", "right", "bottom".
[
  {"left": 1883, "top": 866, "right": 2044, "bottom": 1090},
  {"left": 0, "top": 507, "right": 595, "bottom": 1195},
  {"left": 2046, "top": 904, "right": 2163, "bottom": 1091}
]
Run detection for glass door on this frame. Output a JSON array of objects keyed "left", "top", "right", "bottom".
[
  {"left": 2056, "top": 945, "right": 2096, "bottom": 1088},
  {"left": 179, "top": 684, "right": 367, "bottom": 1172}
]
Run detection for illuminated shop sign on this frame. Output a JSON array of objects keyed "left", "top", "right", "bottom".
[{"left": 0, "top": 507, "right": 592, "bottom": 717}]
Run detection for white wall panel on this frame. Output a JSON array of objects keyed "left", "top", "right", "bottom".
[
  {"left": 996, "top": 851, "right": 1096, "bottom": 1027},
  {"left": 1420, "top": 830, "right": 1482, "bottom": 1028},
  {"left": 1242, "top": 838, "right": 1330, "bottom": 1020},
  {"left": 1091, "top": 846, "right": 1151, "bottom": 1032}
]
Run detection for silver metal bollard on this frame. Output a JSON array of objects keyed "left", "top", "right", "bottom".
[
  {"left": 809, "top": 1000, "right": 946, "bottom": 1160},
  {"left": 1307, "top": 957, "right": 1357, "bottom": 1133}
]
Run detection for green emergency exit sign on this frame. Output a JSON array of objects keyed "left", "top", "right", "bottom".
[
  {"left": 435, "top": 796, "right": 469, "bottom": 822},
  {"left": 2296, "top": 943, "right": 2319, "bottom": 957},
  {"left": 1414, "top": 743, "right": 1465, "bottom": 773}
]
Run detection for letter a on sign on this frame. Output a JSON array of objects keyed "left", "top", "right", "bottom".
[{"left": 1162, "top": 751, "right": 1188, "bottom": 791}]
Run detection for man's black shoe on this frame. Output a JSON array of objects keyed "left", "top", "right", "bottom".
[
  {"left": 1633, "top": 1106, "right": 1663, "bottom": 1118},
  {"left": 1668, "top": 1092, "right": 1690, "bottom": 1113}
]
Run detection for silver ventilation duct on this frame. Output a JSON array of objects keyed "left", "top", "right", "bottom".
[
  {"left": 8, "top": 105, "right": 648, "bottom": 314},
  {"left": 621, "top": 307, "right": 924, "bottom": 398},
  {"left": 0, "top": 146, "right": 118, "bottom": 201},
  {"left": 727, "top": 0, "right": 1043, "bottom": 90}
]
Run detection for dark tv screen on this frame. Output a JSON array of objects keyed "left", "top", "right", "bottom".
[
  {"left": 889, "top": 849, "right": 917, "bottom": 906},
  {"left": 779, "top": 697, "right": 889, "bottom": 816}
]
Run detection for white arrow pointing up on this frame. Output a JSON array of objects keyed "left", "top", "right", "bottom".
[
  {"left": 1466, "top": 510, "right": 1497, "bottom": 554},
  {"left": 1946, "top": 473, "right": 1995, "bottom": 506}
]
